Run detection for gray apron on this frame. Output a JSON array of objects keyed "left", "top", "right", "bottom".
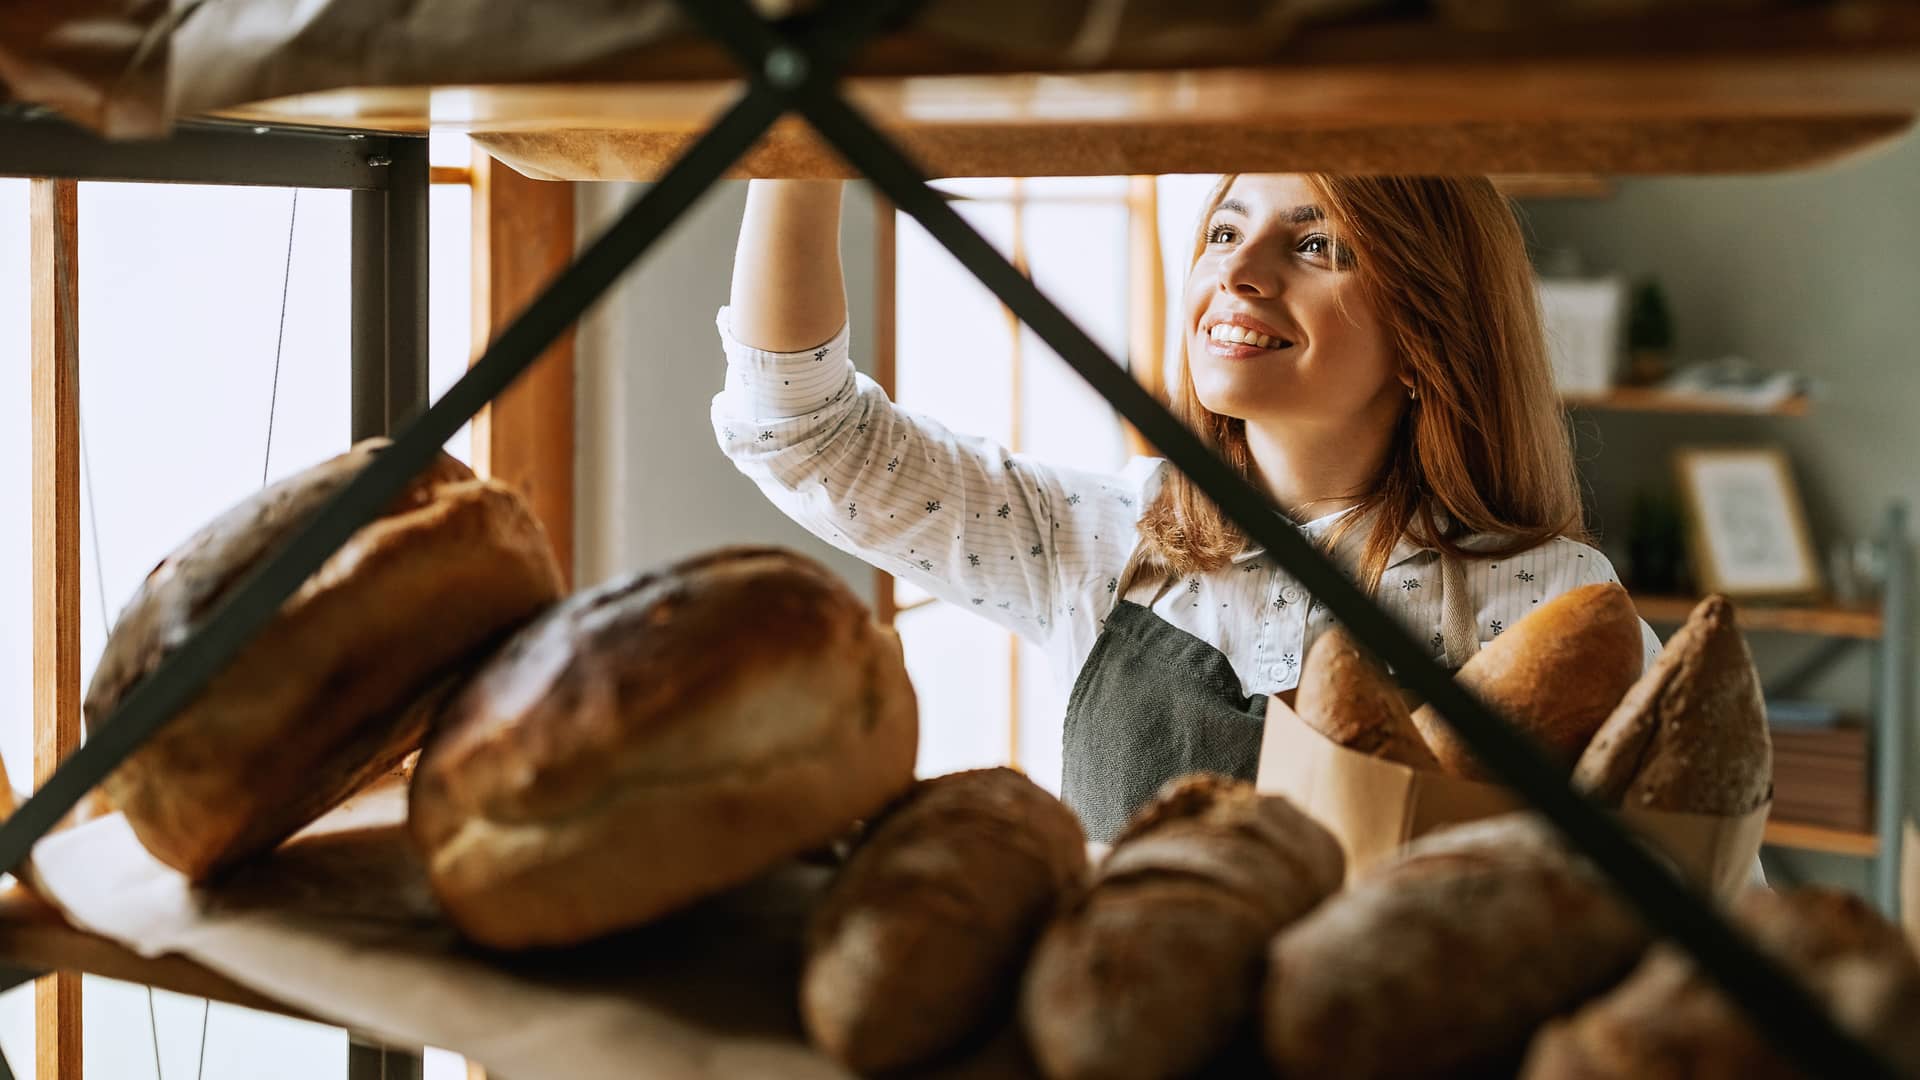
[{"left": 1059, "top": 548, "right": 1479, "bottom": 842}]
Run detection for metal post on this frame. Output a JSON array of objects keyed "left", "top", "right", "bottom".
[
  {"left": 385, "top": 136, "right": 430, "bottom": 432},
  {"left": 348, "top": 1037, "right": 422, "bottom": 1080},
  {"left": 350, "top": 182, "right": 389, "bottom": 443},
  {"left": 1875, "top": 502, "right": 1909, "bottom": 914}
]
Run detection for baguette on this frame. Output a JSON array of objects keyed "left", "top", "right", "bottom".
[
  {"left": 1296, "top": 627, "right": 1439, "bottom": 769},
  {"left": 1573, "top": 594, "right": 1771, "bottom": 814},
  {"left": 1411, "top": 583, "right": 1644, "bottom": 780},
  {"left": 801, "top": 768, "right": 1087, "bottom": 1074},
  {"left": 1021, "top": 774, "right": 1343, "bottom": 1080},
  {"left": 1263, "top": 814, "right": 1648, "bottom": 1079}
]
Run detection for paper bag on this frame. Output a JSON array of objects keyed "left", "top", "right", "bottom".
[{"left": 1256, "top": 698, "right": 1769, "bottom": 899}]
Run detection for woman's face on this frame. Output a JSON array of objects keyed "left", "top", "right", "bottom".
[{"left": 1182, "top": 175, "right": 1401, "bottom": 427}]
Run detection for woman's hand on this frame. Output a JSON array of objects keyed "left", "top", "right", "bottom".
[{"left": 728, "top": 179, "right": 847, "bottom": 353}]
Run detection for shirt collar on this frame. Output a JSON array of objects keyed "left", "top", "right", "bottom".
[{"left": 1228, "top": 506, "right": 1434, "bottom": 571}]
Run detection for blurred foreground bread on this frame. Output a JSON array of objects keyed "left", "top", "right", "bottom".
[
  {"left": 409, "top": 547, "right": 918, "bottom": 949},
  {"left": 85, "top": 441, "right": 563, "bottom": 881},
  {"left": 1574, "top": 594, "right": 1772, "bottom": 815},
  {"left": 1524, "top": 886, "right": 1920, "bottom": 1078},
  {"left": 1021, "top": 774, "right": 1342, "bottom": 1080},
  {"left": 1296, "top": 626, "right": 1438, "bottom": 768},
  {"left": 1263, "top": 815, "right": 1649, "bottom": 1079},
  {"left": 1411, "top": 583, "right": 1644, "bottom": 780},
  {"left": 802, "top": 768, "right": 1086, "bottom": 1073}
]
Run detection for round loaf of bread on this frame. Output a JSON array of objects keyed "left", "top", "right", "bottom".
[
  {"left": 84, "top": 440, "right": 565, "bottom": 882},
  {"left": 409, "top": 546, "right": 919, "bottom": 950}
]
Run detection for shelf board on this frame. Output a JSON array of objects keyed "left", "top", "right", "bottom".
[
  {"left": 1630, "top": 594, "right": 1882, "bottom": 639},
  {"left": 1560, "top": 387, "right": 1809, "bottom": 416},
  {"left": 1763, "top": 820, "right": 1880, "bottom": 857}
]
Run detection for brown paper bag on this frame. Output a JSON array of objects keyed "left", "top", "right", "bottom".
[{"left": 1256, "top": 698, "right": 1768, "bottom": 899}]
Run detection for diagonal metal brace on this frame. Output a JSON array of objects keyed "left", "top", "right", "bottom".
[{"left": 674, "top": 2, "right": 1899, "bottom": 1075}]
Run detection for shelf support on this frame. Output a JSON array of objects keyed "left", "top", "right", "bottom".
[{"left": 1874, "top": 502, "right": 1910, "bottom": 914}]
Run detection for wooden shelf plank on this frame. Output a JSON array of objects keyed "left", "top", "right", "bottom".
[
  {"left": 1561, "top": 387, "right": 1810, "bottom": 416},
  {"left": 1763, "top": 820, "right": 1880, "bottom": 857},
  {"left": 1630, "top": 594, "right": 1882, "bottom": 639}
]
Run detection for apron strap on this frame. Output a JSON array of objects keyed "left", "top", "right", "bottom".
[{"left": 1438, "top": 552, "right": 1481, "bottom": 670}]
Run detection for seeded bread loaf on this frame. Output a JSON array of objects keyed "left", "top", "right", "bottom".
[
  {"left": 801, "top": 768, "right": 1087, "bottom": 1073},
  {"left": 1573, "top": 594, "right": 1772, "bottom": 815},
  {"left": 1021, "top": 774, "right": 1343, "bottom": 1080},
  {"left": 408, "top": 547, "right": 919, "bottom": 949},
  {"left": 85, "top": 440, "right": 564, "bottom": 881},
  {"left": 1411, "top": 583, "right": 1645, "bottom": 780}
]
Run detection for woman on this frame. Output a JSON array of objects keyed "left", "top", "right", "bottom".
[{"left": 715, "top": 174, "right": 1658, "bottom": 841}]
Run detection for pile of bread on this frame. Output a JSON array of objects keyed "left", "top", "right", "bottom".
[{"left": 78, "top": 443, "right": 1920, "bottom": 1077}]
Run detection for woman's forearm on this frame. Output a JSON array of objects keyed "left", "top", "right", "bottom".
[{"left": 728, "top": 179, "right": 847, "bottom": 353}]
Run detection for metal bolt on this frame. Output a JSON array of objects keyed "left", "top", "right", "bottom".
[
  {"left": 366, "top": 155, "right": 392, "bottom": 167},
  {"left": 252, "top": 125, "right": 270, "bottom": 135},
  {"left": 348, "top": 133, "right": 367, "bottom": 140},
  {"left": 764, "top": 47, "right": 808, "bottom": 90}
]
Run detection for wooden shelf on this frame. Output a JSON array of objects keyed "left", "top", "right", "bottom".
[
  {"left": 1763, "top": 820, "right": 1880, "bottom": 857},
  {"left": 1560, "top": 387, "right": 1809, "bottom": 416},
  {"left": 1630, "top": 595, "right": 1882, "bottom": 639}
]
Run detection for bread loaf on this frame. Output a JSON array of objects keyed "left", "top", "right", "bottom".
[
  {"left": 84, "top": 440, "right": 564, "bottom": 881},
  {"left": 1411, "top": 583, "right": 1644, "bottom": 780},
  {"left": 408, "top": 547, "right": 919, "bottom": 949},
  {"left": 1021, "top": 774, "right": 1343, "bottom": 1080},
  {"left": 801, "top": 768, "right": 1086, "bottom": 1073},
  {"left": 1263, "top": 814, "right": 1648, "bottom": 1080},
  {"left": 1523, "top": 886, "right": 1920, "bottom": 1079},
  {"left": 1296, "top": 626, "right": 1438, "bottom": 768},
  {"left": 1573, "top": 594, "right": 1771, "bottom": 815}
]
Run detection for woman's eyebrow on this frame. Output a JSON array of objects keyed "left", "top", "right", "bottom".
[
  {"left": 1216, "top": 197, "right": 1251, "bottom": 217},
  {"left": 1286, "top": 204, "right": 1326, "bottom": 225}
]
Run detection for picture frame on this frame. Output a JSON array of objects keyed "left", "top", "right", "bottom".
[{"left": 1673, "top": 446, "right": 1824, "bottom": 601}]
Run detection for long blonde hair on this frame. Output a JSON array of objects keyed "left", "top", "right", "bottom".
[{"left": 1134, "top": 175, "right": 1585, "bottom": 592}]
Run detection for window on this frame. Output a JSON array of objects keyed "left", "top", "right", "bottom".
[
  {"left": 0, "top": 133, "right": 476, "bottom": 1080},
  {"left": 888, "top": 177, "right": 1150, "bottom": 793}
]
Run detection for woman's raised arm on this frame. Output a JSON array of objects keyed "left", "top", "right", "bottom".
[{"left": 729, "top": 179, "right": 847, "bottom": 352}]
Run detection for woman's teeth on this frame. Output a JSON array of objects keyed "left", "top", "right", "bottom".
[{"left": 1208, "top": 324, "right": 1290, "bottom": 350}]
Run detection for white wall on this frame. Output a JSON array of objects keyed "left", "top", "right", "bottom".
[{"left": 573, "top": 180, "right": 880, "bottom": 602}]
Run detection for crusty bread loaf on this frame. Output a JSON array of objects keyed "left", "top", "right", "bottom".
[
  {"left": 1573, "top": 594, "right": 1771, "bottom": 815},
  {"left": 1263, "top": 814, "right": 1649, "bottom": 1080},
  {"left": 1411, "top": 583, "right": 1644, "bottom": 780},
  {"left": 1523, "top": 886, "right": 1920, "bottom": 1079},
  {"left": 1021, "top": 774, "right": 1343, "bottom": 1080},
  {"left": 1296, "top": 626, "right": 1439, "bottom": 768},
  {"left": 84, "top": 440, "right": 564, "bottom": 881},
  {"left": 409, "top": 546, "right": 919, "bottom": 950},
  {"left": 801, "top": 768, "right": 1086, "bottom": 1073}
]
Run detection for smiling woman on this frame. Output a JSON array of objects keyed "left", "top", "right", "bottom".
[{"left": 716, "top": 174, "right": 1657, "bottom": 842}]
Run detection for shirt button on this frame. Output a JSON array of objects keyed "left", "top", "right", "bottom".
[{"left": 1281, "top": 586, "right": 1303, "bottom": 605}]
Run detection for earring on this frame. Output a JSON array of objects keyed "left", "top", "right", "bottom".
[{"left": 1407, "top": 383, "right": 1418, "bottom": 401}]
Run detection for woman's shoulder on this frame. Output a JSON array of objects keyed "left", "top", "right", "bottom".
[{"left": 1467, "top": 533, "right": 1625, "bottom": 594}]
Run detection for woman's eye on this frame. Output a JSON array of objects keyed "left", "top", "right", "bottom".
[
  {"left": 1206, "top": 224, "right": 1239, "bottom": 244},
  {"left": 1299, "top": 234, "right": 1330, "bottom": 257}
]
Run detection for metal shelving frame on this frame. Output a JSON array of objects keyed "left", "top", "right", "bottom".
[
  {"left": 0, "top": 104, "right": 430, "bottom": 1080},
  {"left": 0, "top": 1, "right": 1909, "bottom": 1076}
]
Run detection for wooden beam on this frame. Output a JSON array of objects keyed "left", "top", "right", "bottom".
[
  {"left": 29, "top": 176, "right": 81, "bottom": 1080},
  {"left": 469, "top": 150, "right": 576, "bottom": 587},
  {"left": 1123, "top": 176, "right": 1164, "bottom": 459}
]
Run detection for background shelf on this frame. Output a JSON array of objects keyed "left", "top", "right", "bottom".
[
  {"left": 1764, "top": 820, "right": 1880, "bottom": 857},
  {"left": 1630, "top": 594, "right": 1883, "bottom": 639},
  {"left": 1561, "top": 387, "right": 1810, "bottom": 416}
]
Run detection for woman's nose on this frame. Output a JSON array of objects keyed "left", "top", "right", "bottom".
[{"left": 1219, "top": 241, "right": 1281, "bottom": 298}]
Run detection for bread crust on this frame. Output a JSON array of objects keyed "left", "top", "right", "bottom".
[
  {"left": 84, "top": 441, "right": 563, "bottom": 881},
  {"left": 1522, "top": 887, "right": 1920, "bottom": 1079},
  {"left": 1573, "top": 595, "right": 1771, "bottom": 815},
  {"left": 800, "top": 768, "right": 1087, "bottom": 1073},
  {"left": 1412, "top": 583, "right": 1644, "bottom": 780},
  {"left": 409, "top": 546, "right": 919, "bottom": 949},
  {"left": 1296, "top": 626, "right": 1439, "bottom": 768},
  {"left": 1021, "top": 775, "right": 1343, "bottom": 1080},
  {"left": 1263, "top": 814, "right": 1648, "bottom": 1080}
]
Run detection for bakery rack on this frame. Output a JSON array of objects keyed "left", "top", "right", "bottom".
[{"left": 4, "top": 1, "right": 1920, "bottom": 1077}]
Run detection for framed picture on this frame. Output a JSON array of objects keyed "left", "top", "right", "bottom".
[{"left": 1674, "top": 446, "right": 1823, "bottom": 601}]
